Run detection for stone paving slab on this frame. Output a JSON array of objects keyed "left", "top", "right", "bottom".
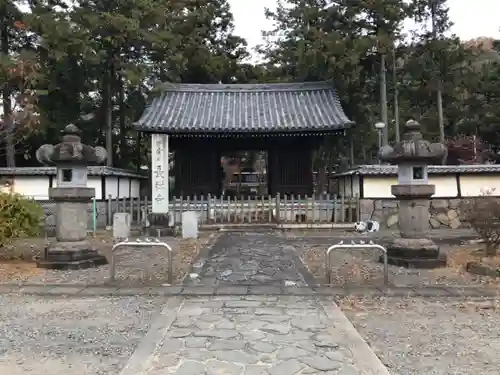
[
  {"left": 131, "top": 295, "right": 390, "bottom": 375},
  {"left": 184, "top": 232, "right": 314, "bottom": 287}
]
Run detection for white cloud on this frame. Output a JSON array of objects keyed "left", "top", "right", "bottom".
[
  {"left": 447, "top": 0, "right": 499, "bottom": 40},
  {"left": 229, "top": 0, "right": 500, "bottom": 52}
]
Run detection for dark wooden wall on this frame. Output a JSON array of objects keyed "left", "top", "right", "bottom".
[
  {"left": 172, "top": 142, "right": 220, "bottom": 197},
  {"left": 268, "top": 147, "right": 313, "bottom": 196},
  {"left": 170, "top": 135, "right": 322, "bottom": 197}
]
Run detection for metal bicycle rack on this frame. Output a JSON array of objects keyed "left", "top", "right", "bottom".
[
  {"left": 110, "top": 237, "right": 173, "bottom": 284},
  {"left": 325, "top": 240, "right": 389, "bottom": 287}
]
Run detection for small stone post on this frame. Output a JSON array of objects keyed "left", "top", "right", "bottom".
[
  {"left": 36, "top": 124, "right": 108, "bottom": 269},
  {"left": 379, "top": 120, "right": 447, "bottom": 268}
]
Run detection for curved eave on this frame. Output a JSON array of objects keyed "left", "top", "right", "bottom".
[
  {"left": 134, "top": 81, "right": 353, "bottom": 135},
  {"left": 135, "top": 122, "right": 355, "bottom": 137}
]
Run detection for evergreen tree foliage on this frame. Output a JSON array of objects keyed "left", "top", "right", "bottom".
[{"left": 0, "top": 0, "right": 498, "bottom": 168}]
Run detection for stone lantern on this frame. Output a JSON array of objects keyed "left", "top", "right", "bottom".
[
  {"left": 379, "top": 119, "right": 447, "bottom": 268},
  {"left": 36, "top": 124, "right": 108, "bottom": 269}
]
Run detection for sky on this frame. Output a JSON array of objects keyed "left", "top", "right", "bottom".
[{"left": 229, "top": 0, "right": 500, "bottom": 57}]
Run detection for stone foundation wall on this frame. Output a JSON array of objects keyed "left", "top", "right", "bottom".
[{"left": 360, "top": 198, "right": 465, "bottom": 229}]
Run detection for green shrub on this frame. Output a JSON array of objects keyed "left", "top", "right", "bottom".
[{"left": 0, "top": 193, "right": 43, "bottom": 246}]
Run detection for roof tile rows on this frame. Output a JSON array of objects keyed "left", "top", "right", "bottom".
[
  {"left": 134, "top": 81, "right": 352, "bottom": 134},
  {"left": 335, "top": 164, "right": 500, "bottom": 176}
]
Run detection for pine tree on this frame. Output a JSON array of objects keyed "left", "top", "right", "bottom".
[
  {"left": 149, "top": 0, "right": 248, "bottom": 84},
  {"left": 411, "top": 0, "right": 453, "bottom": 145},
  {"left": 261, "top": 0, "right": 411, "bottom": 162}
]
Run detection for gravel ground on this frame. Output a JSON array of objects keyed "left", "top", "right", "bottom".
[
  {"left": 1, "top": 232, "right": 215, "bottom": 286},
  {"left": 0, "top": 295, "right": 163, "bottom": 375},
  {"left": 292, "top": 235, "right": 498, "bottom": 288},
  {"left": 338, "top": 296, "right": 500, "bottom": 375}
]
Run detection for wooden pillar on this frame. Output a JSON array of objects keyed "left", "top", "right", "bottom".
[{"left": 267, "top": 149, "right": 277, "bottom": 196}]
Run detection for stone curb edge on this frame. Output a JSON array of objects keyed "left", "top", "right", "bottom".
[
  {"left": 319, "top": 299, "right": 391, "bottom": 375},
  {"left": 1, "top": 284, "right": 499, "bottom": 298},
  {"left": 119, "top": 297, "right": 183, "bottom": 375}
]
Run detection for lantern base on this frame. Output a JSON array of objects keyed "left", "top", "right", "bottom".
[
  {"left": 146, "top": 213, "right": 174, "bottom": 237},
  {"left": 37, "top": 240, "right": 108, "bottom": 270},
  {"left": 380, "top": 237, "right": 447, "bottom": 269}
]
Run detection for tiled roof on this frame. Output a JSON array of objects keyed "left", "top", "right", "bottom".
[
  {"left": 0, "top": 167, "right": 147, "bottom": 179},
  {"left": 134, "top": 81, "right": 353, "bottom": 134},
  {"left": 334, "top": 164, "right": 500, "bottom": 177}
]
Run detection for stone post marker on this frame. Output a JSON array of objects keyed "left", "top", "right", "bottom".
[
  {"left": 379, "top": 119, "right": 447, "bottom": 268},
  {"left": 36, "top": 124, "right": 108, "bottom": 269}
]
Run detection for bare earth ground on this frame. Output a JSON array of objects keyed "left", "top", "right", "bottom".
[
  {"left": 0, "top": 231, "right": 215, "bottom": 285},
  {"left": 337, "top": 296, "right": 500, "bottom": 375},
  {"left": 297, "top": 238, "right": 500, "bottom": 288},
  {"left": 0, "top": 295, "right": 163, "bottom": 375}
]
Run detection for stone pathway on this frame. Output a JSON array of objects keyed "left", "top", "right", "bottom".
[
  {"left": 133, "top": 295, "right": 389, "bottom": 375},
  {"left": 186, "top": 232, "right": 311, "bottom": 287},
  {"left": 118, "top": 233, "right": 389, "bottom": 374}
]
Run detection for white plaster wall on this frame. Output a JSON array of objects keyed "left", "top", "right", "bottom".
[
  {"left": 130, "top": 179, "right": 140, "bottom": 198},
  {"left": 460, "top": 175, "right": 500, "bottom": 196},
  {"left": 362, "top": 176, "right": 397, "bottom": 198},
  {"left": 54, "top": 175, "right": 102, "bottom": 199},
  {"left": 4, "top": 174, "right": 142, "bottom": 200},
  {"left": 118, "top": 177, "right": 130, "bottom": 198},
  {"left": 12, "top": 176, "right": 50, "bottom": 199},
  {"left": 105, "top": 177, "right": 119, "bottom": 198},
  {"left": 430, "top": 176, "right": 459, "bottom": 197},
  {"left": 88, "top": 177, "right": 102, "bottom": 199},
  {"left": 341, "top": 174, "right": 459, "bottom": 198}
]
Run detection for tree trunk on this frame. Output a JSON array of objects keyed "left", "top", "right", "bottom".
[
  {"left": 104, "top": 55, "right": 114, "bottom": 167},
  {"left": 2, "top": 88, "right": 15, "bottom": 167},
  {"left": 437, "top": 82, "right": 445, "bottom": 144},
  {"left": 1, "top": 18, "right": 15, "bottom": 167},
  {"left": 380, "top": 53, "right": 388, "bottom": 146},
  {"left": 118, "top": 75, "right": 127, "bottom": 167}
]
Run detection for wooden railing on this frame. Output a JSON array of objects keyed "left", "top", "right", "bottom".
[{"left": 103, "top": 194, "right": 360, "bottom": 226}]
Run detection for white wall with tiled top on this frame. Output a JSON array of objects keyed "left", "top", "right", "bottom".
[{"left": 338, "top": 171, "right": 500, "bottom": 198}]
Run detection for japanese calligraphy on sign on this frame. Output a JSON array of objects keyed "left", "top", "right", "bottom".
[{"left": 151, "top": 134, "right": 169, "bottom": 213}]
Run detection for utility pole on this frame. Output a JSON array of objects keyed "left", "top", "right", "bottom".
[
  {"left": 430, "top": 0, "right": 445, "bottom": 146},
  {"left": 380, "top": 53, "right": 389, "bottom": 146}
]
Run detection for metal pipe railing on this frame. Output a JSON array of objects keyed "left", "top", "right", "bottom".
[
  {"left": 110, "top": 237, "right": 173, "bottom": 284},
  {"left": 325, "top": 240, "right": 389, "bottom": 287}
]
